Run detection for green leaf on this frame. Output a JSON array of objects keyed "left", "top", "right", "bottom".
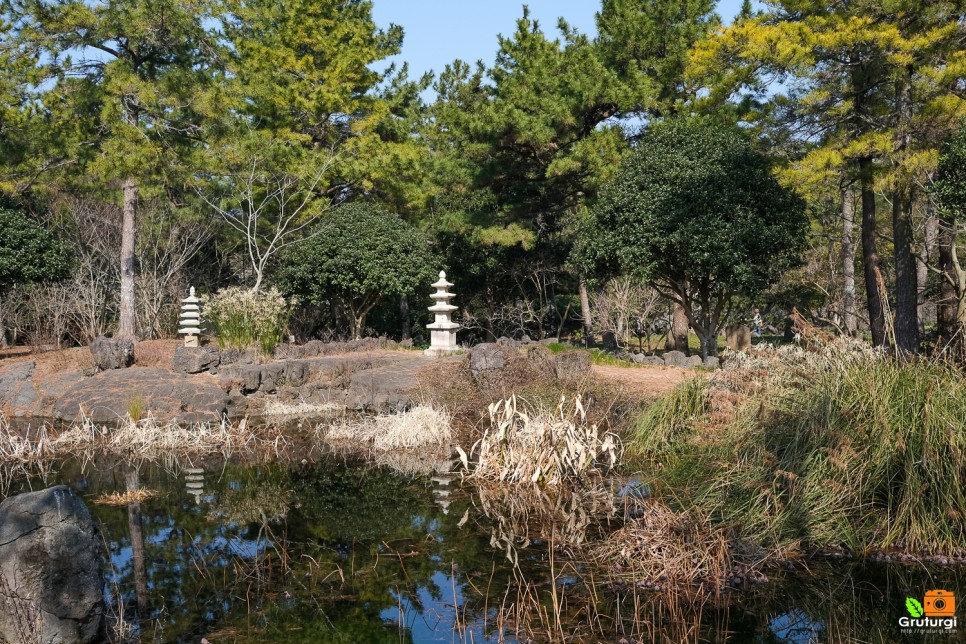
[{"left": 906, "top": 597, "right": 924, "bottom": 618}]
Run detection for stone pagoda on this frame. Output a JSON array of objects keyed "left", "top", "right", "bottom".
[
  {"left": 178, "top": 286, "right": 202, "bottom": 347},
  {"left": 424, "top": 271, "right": 460, "bottom": 356}
]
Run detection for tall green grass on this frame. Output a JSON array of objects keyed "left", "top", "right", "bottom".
[
  {"left": 629, "top": 350, "right": 966, "bottom": 557},
  {"left": 203, "top": 287, "right": 290, "bottom": 354}
]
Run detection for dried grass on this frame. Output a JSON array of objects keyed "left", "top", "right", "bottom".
[
  {"left": 262, "top": 400, "right": 341, "bottom": 417},
  {"left": 0, "top": 412, "right": 289, "bottom": 472},
  {"left": 94, "top": 488, "right": 157, "bottom": 506},
  {"left": 475, "top": 482, "right": 617, "bottom": 563},
  {"left": 591, "top": 501, "right": 732, "bottom": 589},
  {"left": 460, "top": 395, "right": 620, "bottom": 486},
  {"left": 320, "top": 404, "right": 452, "bottom": 451}
]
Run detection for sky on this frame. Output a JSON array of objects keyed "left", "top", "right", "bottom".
[{"left": 371, "top": 0, "right": 750, "bottom": 84}]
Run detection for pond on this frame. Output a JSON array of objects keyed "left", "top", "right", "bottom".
[{"left": 3, "top": 453, "right": 964, "bottom": 643}]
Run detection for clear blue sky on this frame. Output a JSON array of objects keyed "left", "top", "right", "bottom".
[{"left": 371, "top": 0, "right": 750, "bottom": 82}]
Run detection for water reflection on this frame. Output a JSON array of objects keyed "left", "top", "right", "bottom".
[{"left": 1, "top": 455, "right": 964, "bottom": 643}]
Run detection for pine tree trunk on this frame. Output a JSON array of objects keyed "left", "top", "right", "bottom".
[
  {"left": 578, "top": 277, "right": 593, "bottom": 346},
  {"left": 918, "top": 205, "right": 938, "bottom": 332},
  {"left": 671, "top": 302, "right": 689, "bottom": 352},
  {"left": 0, "top": 293, "right": 6, "bottom": 349},
  {"left": 859, "top": 157, "right": 888, "bottom": 347},
  {"left": 117, "top": 177, "right": 138, "bottom": 340},
  {"left": 891, "top": 72, "right": 919, "bottom": 353},
  {"left": 126, "top": 467, "right": 150, "bottom": 615},
  {"left": 893, "top": 187, "right": 919, "bottom": 352},
  {"left": 841, "top": 185, "right": 857, "bottom": 336},
  {"left": 400, "top": 294, "right": 411, "bottom": 340}
]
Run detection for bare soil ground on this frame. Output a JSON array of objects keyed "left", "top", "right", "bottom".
[{"left": 590, "top": 364, "right": 696, "bottom": 396}]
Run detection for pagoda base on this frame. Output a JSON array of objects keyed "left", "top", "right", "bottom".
[{"left": 423, "top": 347, "right": 462, "bottom": 357}]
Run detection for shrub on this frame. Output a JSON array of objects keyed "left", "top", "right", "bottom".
[{"left": 202, "top": 287, "right": 290, "bottom": 354}]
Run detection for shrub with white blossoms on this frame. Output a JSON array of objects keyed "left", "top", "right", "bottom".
[{"left": 202, "top": 287, "right": 290, "bottom": 354}]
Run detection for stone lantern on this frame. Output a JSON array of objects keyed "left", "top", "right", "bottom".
[
  {"left": 424, "top": 271, "right": 460, "bottom": 357},
  {"left": 178, "top": 286, "right": 202, "bottom": 347}
]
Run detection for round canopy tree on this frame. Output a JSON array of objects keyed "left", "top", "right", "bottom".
[
  {"left": 575, "top": 119, "right": 808, "bottom": 358},
  {"left": 278, "top": 203, "right": 438, "bottom": 339},
  {"left": 0, "top": 208, "right": 72, "bottom": 345}
]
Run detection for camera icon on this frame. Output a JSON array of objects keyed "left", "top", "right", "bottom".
[{"left": 924, "top": 590, "right": 956, "bottom": 617}]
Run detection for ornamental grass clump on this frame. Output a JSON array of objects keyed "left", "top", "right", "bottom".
[
  {"left": 321, "top": 404, "right": 453, "bottom": 451},
  {"left": 203, "top": 286, "right": 290, "bottom": 354},
  {"left": 630, "top": 339, "right": 966, "bottom": 558},
  {"left": 461, "top": 395, "right": 621, "bottom": 486}
]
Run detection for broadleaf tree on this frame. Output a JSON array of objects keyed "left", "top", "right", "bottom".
[
  {"left": 575, "top": 119, "right": 809, "bottom": 359},
  {"left": 277, "top": 203, "right": 437, "bottom": 339},
  {"left": 0, "top": 208, "right": 71, "bottom": 345}
]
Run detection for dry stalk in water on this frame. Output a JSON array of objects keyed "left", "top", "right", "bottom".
[
  {"left": 460, "top": 395, "right": 621, "bottom": 486},
  {"left": 320, "top": 405, "right": 453, "bottom": 451}
]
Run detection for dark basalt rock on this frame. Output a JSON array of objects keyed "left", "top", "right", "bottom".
[
  {"left": 89, "top": 336, "right": 134, "bottom": 370},
  {"left": 0, "top": 486, "right": 105, "bottom": 643}
]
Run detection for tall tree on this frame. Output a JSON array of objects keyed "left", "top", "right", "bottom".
[
  {"left": 425, "top": 2, "right": 719, "bottom": 340},
  {"left": 205, "top": 0, "right": 425, "bottom": 290},
  {"left": 2, "top": 0, "right": 227, "bottom": 339},
  {"left": 690, "top": 0, "right": 966, "bottom": 352}
]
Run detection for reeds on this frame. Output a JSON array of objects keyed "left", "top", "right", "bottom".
[
  {"left": 320, "top": 404, "right": 453, "bottom": 451},
  {"left": 461, "top": 395, "right": 621, "bottom": 486},
  {"left": 203, "top": 286, "right": 290, "bottom": 354},
  {"left": 0, "top": 412, "right": 288, "bottom": 475},
  {"left": 629, "top": 341, "right": 966, "bottom": 558},
  {"left": 590, "top": 501, "right": 731, "bottom": 589}
]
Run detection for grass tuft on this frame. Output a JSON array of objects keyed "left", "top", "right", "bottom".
[{"left": 629, "top": 342, "right": 966, "bottom": 557}]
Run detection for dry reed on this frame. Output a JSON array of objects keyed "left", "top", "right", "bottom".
[
  {"left": 461, "top": 395, "right": 621, "bottom": 486},
  {"left": 320, "top": 404, "right": 453, "bottom": 451},
  {"left": 590, "top": 501, "right": 732, "bottom": 590},
  {"left": 94, "top": 488, "right": 157, "bottom": 506}
]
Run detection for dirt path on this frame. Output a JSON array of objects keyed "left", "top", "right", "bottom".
[{"left": 591, "top": 364, "right": 697, "bottom": 396}]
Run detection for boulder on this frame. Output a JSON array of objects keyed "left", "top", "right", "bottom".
[
  {"left": 525, "top": 345, "right": 557, "bottom": 378},
  {"left": 226, "top": 389, "right": 249, "bottom": 417},
  {"left": 89, "top": 336, "right": 134, "bottom": 370},
  {"left": 703, "top": 356, "right": 720, "bottom": 370},
  {"left": 469, "top": 343, "right": 506, "bottom": 379},
  {"left": 643, "top": 356, "right": 666, "bottom": 366},
  {"left": 496, "top": 336, "right": 519, "bottom": 349},
  {"left": 302, "top": 340, "right": 324, "bottom": 357},
  {"left": 684, "top": 355, "right": 704, "bottom": 369},
  {"left": 283, "top": 360, "right": 309, "bottom": 387},
  {"left": 259, "top": 363, "right": 286, "bottom": 393},
  {"left": 662, "top": 350, "right": 687, "bottom": 367},
  {"left": 172, "top": 346, "right": 221, "bottom": 374},
  {"left": 0, "top": 486, "right": 105, "bottom": 644},
  {"left": 555, "top": 350, "right": 591, "bottom": 380},
  {"left": 629, "top": 353, "right": 646, "bottom": 364}
]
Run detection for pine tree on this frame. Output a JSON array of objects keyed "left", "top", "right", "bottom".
[
  {"left": 1, "top": 0, "right": 227, "bottom": 339},
  {"left": 690, "top": 0, "right": 966, "bottom": 351}
]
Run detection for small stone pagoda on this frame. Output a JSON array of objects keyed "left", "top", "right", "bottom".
[
  {"left": 178, "top": 286, "right": 202, "bottom": 347},
  {"left": 425, "top": 271, "right": 460, "bottom": 357}
]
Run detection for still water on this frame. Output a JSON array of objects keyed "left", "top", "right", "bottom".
[{"left": 3, "top": 453, "right": 964, "bottom": 643}]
